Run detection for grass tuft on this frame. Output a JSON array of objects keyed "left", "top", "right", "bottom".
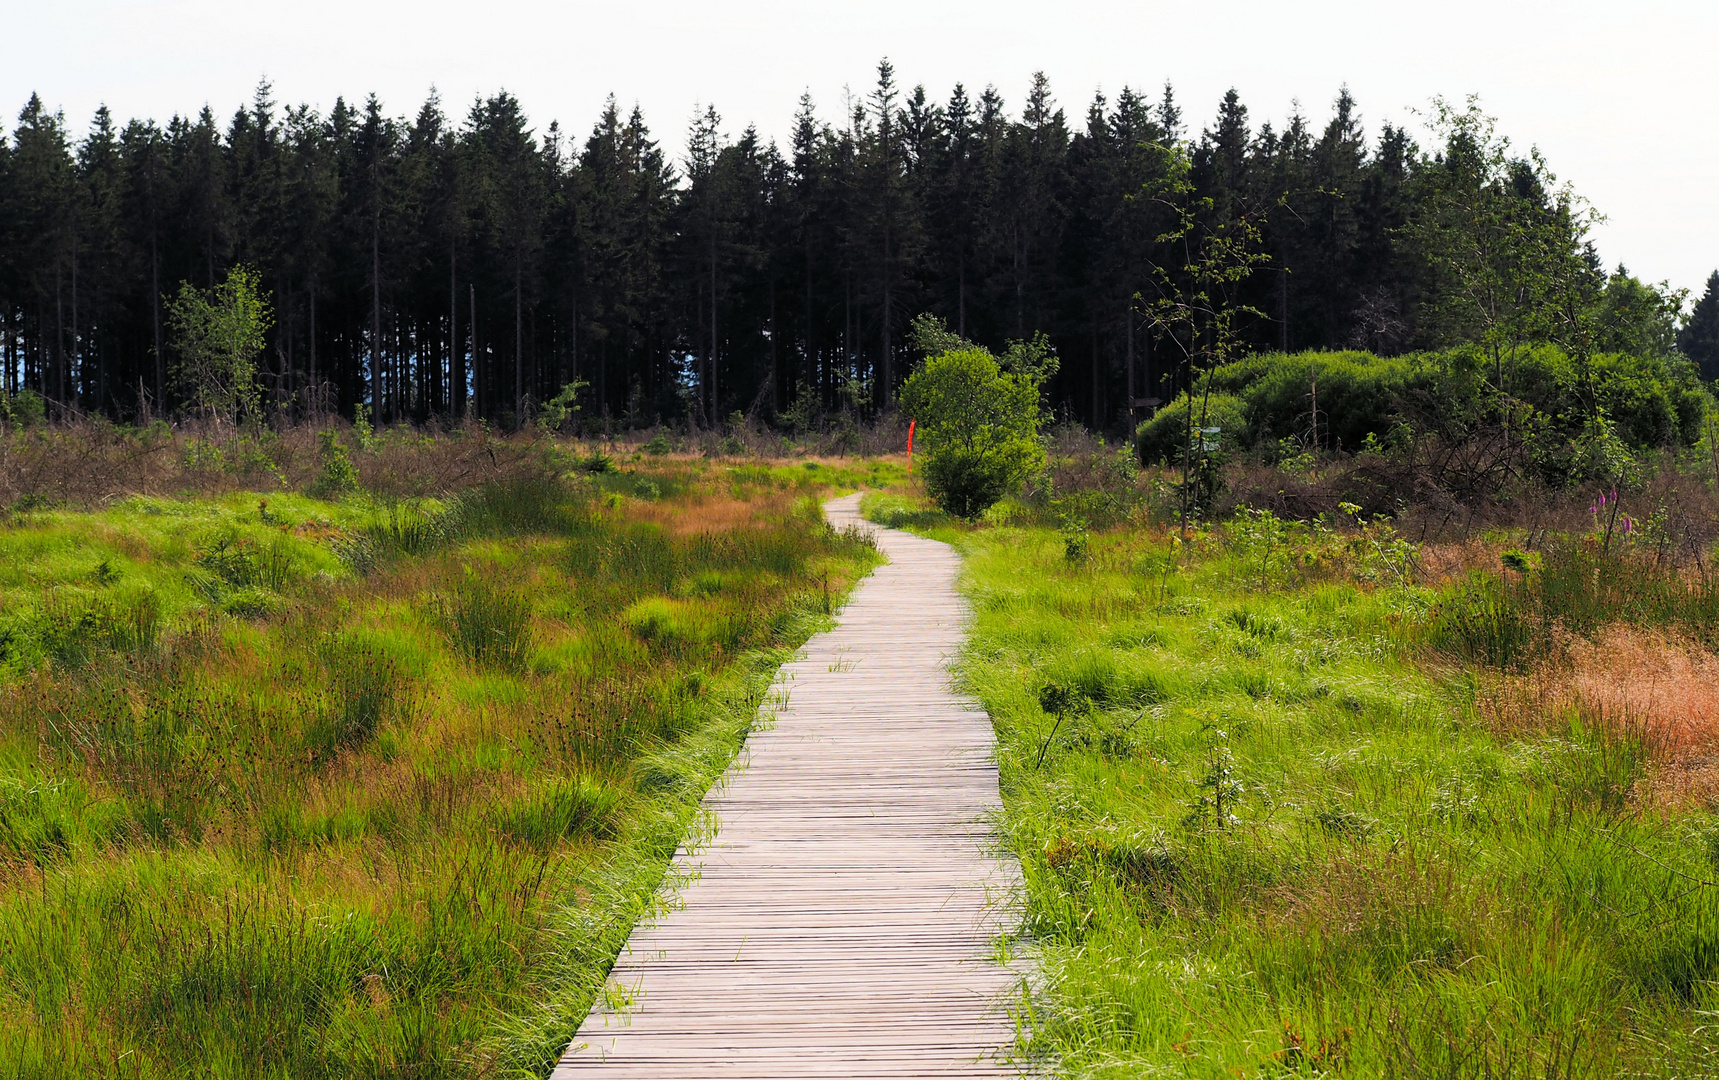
[{"left": 439, "top": 572, "right": 534, "bottom": 672}]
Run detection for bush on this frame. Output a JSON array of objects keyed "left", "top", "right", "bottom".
[
  {"left": 313, "top": 430, "right": 359, "bottom": 496},
  {"left": 0, "top": 388, "right": 45, "bottom": 429},
  {"left": 1208, "top": 350, "right": 1415, "bottom": 452},
  {"left": 1136, "top": 392, "right": 1249, "bottom": 466},
  {"left": 1140, "top": 346, "right": 1715, "bottom": 484},
  {"left": 901, "top": 346, "right": 1046, "bottom": 519}
]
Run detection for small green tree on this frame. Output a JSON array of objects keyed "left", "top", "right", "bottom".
[
  {"left": 536, "top": 379, "right": 589, "bottom": 432},
  {"left": 1133, "top": 145, "right": 1268, "bottom": 533},
  {"left": 168, "top": 265, "right": 272, "bottom": 425},
  {"left": 313, "top": 430, "right": 360, "bottom": 496},
  {"left": 900, "top": 342, "right": 1048, "bottom": 518}
]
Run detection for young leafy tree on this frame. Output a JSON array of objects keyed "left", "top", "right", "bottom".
[
  {"left": 1594, "top": 267, "right": 1685, "bottom": 359},
  {"left": 1137, "top": 146, "right": 1270, "bottom": 532},
  {"left": 168, "top": 263, "right": 271, "bottom": 424},
  {"left": 1406, "top": 96, "right": 1606, "bottom": 471},
  {"left": 900, "top": 317, "right": 1049, "bottom": 518}
]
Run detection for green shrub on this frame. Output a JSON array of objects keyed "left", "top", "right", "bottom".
[
  {"left": 1140, "top": 346, "right": 1714, "bottom": 482},
  {"left": 1135, "top": 392, "right": 1249, "bottom": 466},
  {"left": 579, "top": 449, "right": 614, "bottom": 474},
  {"left": 901, "top": 345, "right": 1047, "bottom": 519},
  {"left": 0, "top": 388, "right": 45, "bottom": 429},
  {"left": 313, "top": 430, "right": 359, "bottom": 496}
]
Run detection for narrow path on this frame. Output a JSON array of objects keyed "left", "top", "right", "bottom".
[{"left": 551, "top": 493, "right": 1022, "bottom": 1078}]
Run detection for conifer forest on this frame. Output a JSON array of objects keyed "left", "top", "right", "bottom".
[{"left": 3, "top": 62, "right": 1712, "bottom": 434}]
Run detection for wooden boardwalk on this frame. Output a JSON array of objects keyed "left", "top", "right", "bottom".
[{"left": 551, "top": 493, "right": 1023, "bottom": 1078}]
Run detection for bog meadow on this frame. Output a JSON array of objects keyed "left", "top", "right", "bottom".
[{"left": 2, "top": 65, "right": 1719, "bottom": 1079}]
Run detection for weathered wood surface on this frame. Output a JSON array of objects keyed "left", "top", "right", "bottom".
[{"left": 551, "top": 493, "right": 1023, "bottom": 1078}]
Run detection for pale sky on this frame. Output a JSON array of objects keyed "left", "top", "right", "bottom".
[{"left": 10, "top": 0, "right": 1717, "bottom": 301}]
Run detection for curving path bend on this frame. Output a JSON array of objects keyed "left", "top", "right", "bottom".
[{"left": 550, "top": 492, "right": 1023, "bottom": 1079}]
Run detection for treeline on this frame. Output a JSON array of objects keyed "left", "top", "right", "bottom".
[{"left": 0, "top": 63, "right": 1708, "bottom": 431}]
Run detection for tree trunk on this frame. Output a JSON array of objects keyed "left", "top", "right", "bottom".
[
  {"left": 957, "top": 258, "right": 966, "bottom": 339},
  {"left": 450, "top": 240, "right": 459, "bottom": 418},
  {"left": 710, "top": 243, "right": 718, "bottom": 421},
  {"left": 71, "top": 238, "right": 80, "bottom": 409},
  {"left": 151, "top": 238, "right": 163, "bottom": 404},
  {"left": 803, "top": 237, "right": 814, "bottom": 409},
  {"left": 55, "top": 263, "right": 65, "bottom": 414},
  {"left": 284, "top": 284, "right": 294, "bottom": 411},
  {"left": 597, "top": 335, "right": 607, "bottom": 422},
  {"left": 371, "top": 227, "right": 382, "bottom": 417},
  {"left": 1091, "top": 318, "right": 1100, "bottom": 430},
  {"left": 881, "top": 222, "right": 892, "bottom": 409},
  {"left": 515, "top": 261, "right": 523, "bottom": 426},
  {"left": 1126, "top": 308, "right": 1135, "bottom": 417},
  {"left": 1279, "top": 267, "right": 1289, "bottom": 352}
]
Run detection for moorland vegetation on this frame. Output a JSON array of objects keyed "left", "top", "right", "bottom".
[
  {"left": 0, "top": 425, "right": 885, "bottom": 1077},
  {"left": 859, "top": 317, "right": 1719, "bottom": 1076},
  {"left": 867, "top": 485, "right": 1719, "bottom": 1076}
]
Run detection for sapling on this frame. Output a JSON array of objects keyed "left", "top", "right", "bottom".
[
  {"left": 1185, "top": 727, "right": 1244, "bottom": 830},
  {"left": 1036, "top": 682, "right": 1092, "bottom": 769}
]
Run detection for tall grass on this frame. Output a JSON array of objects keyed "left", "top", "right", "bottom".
[
  {"left": 440, "top": 574, "right": 535, "bottom": 672},
  {"left": 915, "top": 511, "right": 1719, "bottom": 1078},
  {"left": 0, "top": 460, "right": 879, "bottom": 1077},
  {"left": 1427, "top": 540, "right": 1719, "bottom": 668}
]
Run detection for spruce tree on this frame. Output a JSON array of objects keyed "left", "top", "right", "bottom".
[{"left": 1679, "top": 271, "right": 1719, "bottom": 379}]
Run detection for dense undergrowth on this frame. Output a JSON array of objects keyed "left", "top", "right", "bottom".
[
  {"left": 865, "top": 491, "right": 1719, "bottom": 1078},
  {"left": 0, "top": 451, "right": 880, "bottom": 1078}
]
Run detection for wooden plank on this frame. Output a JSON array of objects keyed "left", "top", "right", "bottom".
[{"left": 551, "top": 494, "right": 1026, "bottom": 1078}]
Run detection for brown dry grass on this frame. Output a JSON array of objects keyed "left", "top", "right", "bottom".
[
  {"left": 629, "top": 491, "right": 787, "bottom": 536},
  {"left": 1481, "top": 625, "right": 1719, "bottom": 805},
  {"left": 1417, "top": 539, "right": 1511, "bottom": 586},
  {"left": 0, "top": 420, "right": 562, "bottom": 507}
]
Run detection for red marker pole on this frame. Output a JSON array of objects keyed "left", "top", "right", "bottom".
[{"left": 906, "top": 419, "right": 915, "bottom": 474}]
